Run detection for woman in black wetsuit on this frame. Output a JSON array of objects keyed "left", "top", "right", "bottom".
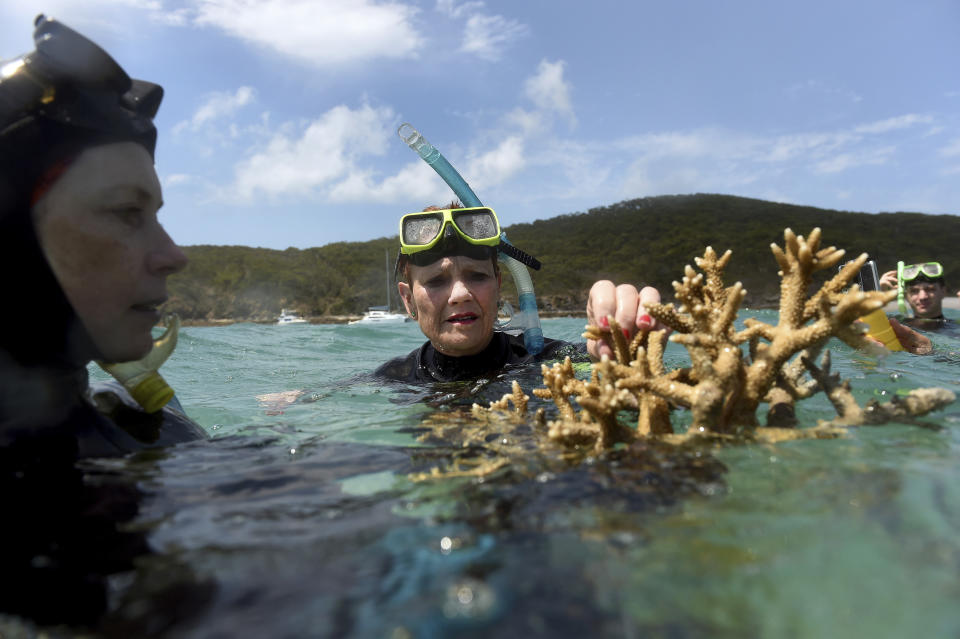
[
  {"left": 0, "top": 16, "right": 207, "bottom": 629},
  {"left": 375, "top": 202, "right": 666, "bottom": 383},
  {"left": 0, "top": 15, "right": 205, "bottom": 454}
]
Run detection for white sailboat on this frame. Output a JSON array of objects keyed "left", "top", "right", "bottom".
[
  {"left": 349, "top": 250, "right": 411, "bottom": 325},
  {"left": 276, "top": 308, "right": 308, "bottom": 325}
]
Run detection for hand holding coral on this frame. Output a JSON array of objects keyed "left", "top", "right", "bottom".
[{"left": 586, "top": 281, "right": 666, "bottom": 360}]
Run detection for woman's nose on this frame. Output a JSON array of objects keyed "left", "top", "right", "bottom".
[
  {"left": 448, "top": 278, "right": 473, "bottom": 303},
  {"left": 147, "top": 225, "right": 188, "bottom": 275}
]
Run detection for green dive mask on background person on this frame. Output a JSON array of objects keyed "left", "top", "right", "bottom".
[
  {"left": 897, "top": 261, "right": 944, "bottom": 314},
  {"left": 901, "top": 262, "right": 944, "bottom": 282}
]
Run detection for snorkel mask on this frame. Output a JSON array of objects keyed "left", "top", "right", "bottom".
[{"left": 398, "top": 206, "right": 541, "bottom": 268}]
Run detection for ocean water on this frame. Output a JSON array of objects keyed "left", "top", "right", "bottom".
[{"left": 84, "top": 313, "right": 960, "bottom": 638}]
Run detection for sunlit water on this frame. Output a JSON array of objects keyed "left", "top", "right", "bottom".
[{"left": 84, "top": 313, "right": 960, "bottom": 638}]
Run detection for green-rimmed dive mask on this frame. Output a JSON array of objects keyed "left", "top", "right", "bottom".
[
  {"left": 399, "top": 206, "right": 501, "bottom": 266},
  {"left": 900, "top": 262, "right": 943, "bottom": 283}
]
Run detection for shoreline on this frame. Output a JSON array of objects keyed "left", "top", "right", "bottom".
[
  {"left": 179, "top": 310, "right": 590, "bottom": 327},
  {"left": 178, "top": 297, "right": 960, "bottom": 327}
]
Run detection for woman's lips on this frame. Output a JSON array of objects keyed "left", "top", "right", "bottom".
[{"left": 447, "top": 313, "right": 478, "bottom": 324}]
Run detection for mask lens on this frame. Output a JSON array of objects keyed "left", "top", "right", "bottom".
[
  {"left": 921, "top": 262, "right": 943, "bottom": 277},
  {"left": 902, "top": 264, "right": 921, "bottom": 280},
  {"left": 402, "top": 213, "right": 443, "bottom": 246},
  {"left": 452, "top": 208, "right": 499, "bottom": 240},
  {"left": 902, "top": 262, "right": 944, "bottom": 282}
]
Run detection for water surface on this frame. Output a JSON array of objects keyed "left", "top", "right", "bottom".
[{"left": 86, "top": 314, "right": 960, "bottom": 637}]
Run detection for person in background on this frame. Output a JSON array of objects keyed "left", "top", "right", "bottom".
[
  {"left": 878, "top": 262, "right": 958, "bottom": 349},
  {"left": 880, "top": 262, "right": 955, "bottom": 329},
  {"left": 0, "top": 15, "right": 206, "bottom": 629},
  {"left": 374, "top": 202, "right": 665, "bottom": 383}
]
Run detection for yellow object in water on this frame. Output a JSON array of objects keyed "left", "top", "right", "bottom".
[
  {"left": 98, "top": 314, "right": 180, "bottom": 412},
  {"left": 859, "top": 308, "right": 903, "bottom": 352}
]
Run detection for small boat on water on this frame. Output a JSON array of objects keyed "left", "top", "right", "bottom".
[
  {"left": 349, "top": 305, "right": 410, "bottom": 325},
  {"left": 276, "top": 309, "right": 308, "bottom": 325},
  {"left": 348, "top": 249, "right": 411, "bottom": 326}
]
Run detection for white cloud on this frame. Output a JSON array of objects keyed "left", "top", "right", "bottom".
[
  {"left": 813, "top": 146, "right": 894, "bottom": 174},
  {"left": 435, "top": 0, "right": 484, "bottom": 19},
  {"left": 163, "top": 173, "right": 193, "bottom": 187},
  {"left": 459, "top": 13, "right": 528, "bottom": 61},
  {"left": 939, "top": 138, "right": 960, "bottom": 157},
  {"left": 765, "top": 132, "right": 854, "bottom": 162},
  {"left": 193, "top": 0, "right": 420, "bottom": 67},
  {"left": 854, "top": 114, "right": 932, "bottom": 134},
  {"left": 465, "top": 135, "right": 525, "bottom": 188},
  {"left": 329, "top": 161, "right": 449, "bottom": 204},
  {"left": 230, "top": 103, "right": 394, "bottom": 200},
  {"left": 149, "top": 8, "right": 191, "bottom": 26},
  {"left": 783, "top": 79, "right": 862, "bottom": 104},
  {"left": 503, "top": 107, "right": 545, "bottom": 137},
  {"left": 174, "top": 86, "right": 256, "bottom": 134},
  {"left": 524, "top": 59, "right": 575, "bottom": 126}
]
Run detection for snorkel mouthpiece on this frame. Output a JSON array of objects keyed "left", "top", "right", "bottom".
[{"left": 398, "top": 123, "right": 544, "bottom": 354}]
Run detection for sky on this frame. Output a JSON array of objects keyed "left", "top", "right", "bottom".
[{"left": 2, "top": 0, "right": 958, "bottom": 250}]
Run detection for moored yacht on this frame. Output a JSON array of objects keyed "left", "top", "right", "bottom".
[{"left": 276, "top": 309, "right": 308, "bottom": 325}]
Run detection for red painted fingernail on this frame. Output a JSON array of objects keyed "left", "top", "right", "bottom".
[
  {"left": 599, "top": 316, "right": 609, "bottom": 328},
  {"left": 622, "top": 328, "right": 631, "bottom": 339},
  {"left": 640, "top": 314, "right": 653, "bottom": 326}
]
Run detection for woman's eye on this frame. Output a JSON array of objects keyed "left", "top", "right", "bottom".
[
  {"left": 469, "top": 272, "right": 491, "bottom": 282},
  {"left": 109, "top": 206, "right": 145, "bottom": 228}
]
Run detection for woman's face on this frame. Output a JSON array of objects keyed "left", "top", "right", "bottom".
[
  {"left": 399, "top": 255, "right": 501, "bottom": 357},
  {"left": 31, "top": 141, "right": 187, "bottom": 363}
]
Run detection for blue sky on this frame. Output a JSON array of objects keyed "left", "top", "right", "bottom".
[{"left": 2, "top": 1, "right": 958, "bottom": 249}]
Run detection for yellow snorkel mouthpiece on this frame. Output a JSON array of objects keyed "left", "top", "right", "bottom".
[{"left": 97, "top": 313, "right": 180, "bottom": 413}]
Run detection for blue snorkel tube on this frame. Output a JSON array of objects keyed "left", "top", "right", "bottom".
[{"left": 398, "top": 123, "right": 544, "bottom": 355}]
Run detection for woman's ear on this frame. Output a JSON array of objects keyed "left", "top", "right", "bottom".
[{"left": 398, "top": 281, "right": 415, "bottom": 317}]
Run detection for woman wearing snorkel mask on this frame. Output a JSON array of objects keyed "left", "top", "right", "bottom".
[{"left": 375, "top": 202, "right": 666, "bottom": 383}]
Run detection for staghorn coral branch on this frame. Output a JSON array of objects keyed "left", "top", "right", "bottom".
[
  {"left": 804, "top": 253, "right": 864, "bottom": 320},
  {"left": 801, "top": 351, "right": 863, "bottom": 422},
  {"left": 534, "top": 358, "right": 581, "bottom": 421},
  {"left": 466, "top": 226, "right": 954, "bottom": 460},
  {"left": 713, "top": 282, "right": 745, "bottom": 336},
  {"left": 645, "top": 302, "right": 695, "bottom": 333}
]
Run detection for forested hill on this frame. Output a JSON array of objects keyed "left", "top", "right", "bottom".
[{"left": 167, "top": 194, "right": 960, "bottom": 321}]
